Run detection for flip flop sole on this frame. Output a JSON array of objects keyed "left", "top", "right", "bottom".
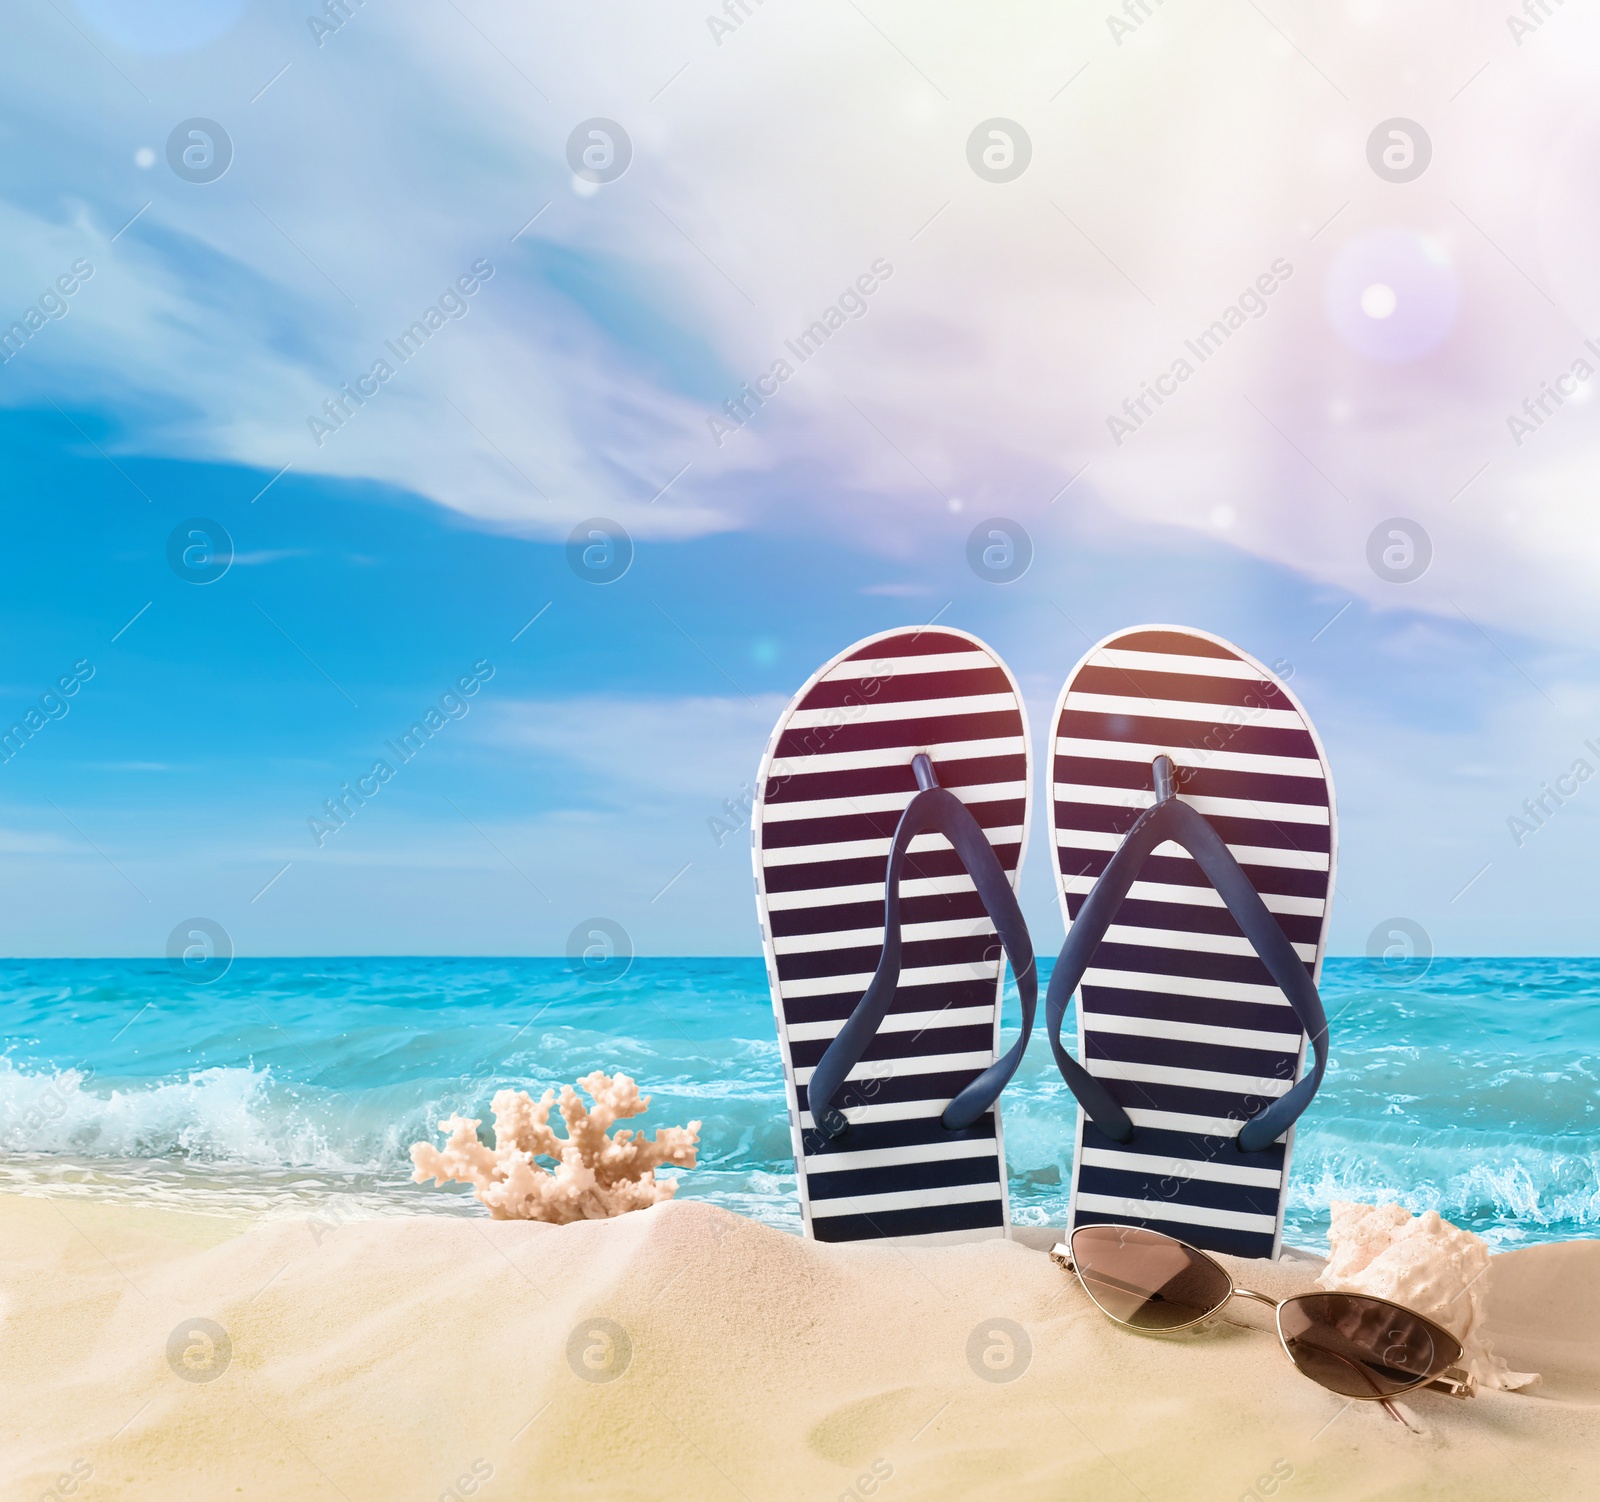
[
  {"left": 1049, "top": 626, "right": 1336, "bottom": 1260},
  {"left": 753, "top": 626, "right": 1032, "bottom": 1244}
]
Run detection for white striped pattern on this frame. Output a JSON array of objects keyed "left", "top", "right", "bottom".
[
  {"left": 1084, "top": 1058, "right": 1294, "bottom": 1097},
  {"left": 1056, "top": 736, "right": 1324, "bottom": 780},
  {"left": 767, "top": 737, "right": 1019, "bottom": 780},
  {"left": 1099, "top": 922, "right": 1317, "bottom": 963},
  {"left": 754, "top": 626, "right": 1031, "bottom": 1245},
  {"left": 762, "top": 825, "right": 1025, "bottom": 869},
  {"left": 804, "top": 1136, "right": 999, "bottom": 1174},
  {"left": 819, "top": 650, "right": 993, "bottom": 681},
  {"left": 780, "top": 960, "right": 1002, "bottom": 1001},
  {"left": 785, "top": 1004, "right": 993, "bottom": 1044},
  {"left": 1056, "top": 782, "right": 1329, "bottom": 827},
  {"left": 1076, "top": 1146, "right": 1282, "bottom": 1189},
  {"left": 785, "top": 692, "right": 1017, "bottom": 730},
  {"left": 1074, "top": 1192, "right": 1278, "bottom": 1235},
  {"left": 1058, "top": 873, "right": 1325, "bottom": 918},
  {"left": 1052, "top": 625, "right": 1336, "bottom": 1262},
  {"left": 762, "top": 780, "right": 1024, "bottom": 824},
  {"left": 1064, "top": 690, "right": 1305, "bottom": 731},
  {"left": 793, "top": 1051, "right": 994, "bottom": 1087},
  {"left": 1055, "top": 830, "right": 1330, "bottom": 871},
  {"left": 765, "top": 873, "right": 977, "bottom": 912},
  {"left": 774, "top": 917, "right": 995, "bottom": 957},
  {"left": 798, "top": 1100, "right": 947, "bottom": 1129},
  {"left": 1081, "top": 966, "right": 1294, "bottom": 1007},
  {"left": 1083, "top": 1009, "right": 1302, "bottom": 1054},
  {"left": 809, "top": 1182, "right": 1003, "bottom": 1218},
  {"left": 1084, "top": 648, "right": 1275, "bottom": 681},
  {"left": 1125, "top": 1107, "right": 1253, "bottom": 1137}
]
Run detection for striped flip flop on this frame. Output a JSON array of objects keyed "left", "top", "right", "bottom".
[
  {"left": 752, "top": 626, "right": 1034, "bottom": 1245},
  {"left": 1044, "top": 625, "right": 1335, "bottom": 1260}
]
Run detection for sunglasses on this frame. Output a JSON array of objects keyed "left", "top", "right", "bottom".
[{"left": 1053, "top": 1224, "right": 1471, "bottom": 1406}]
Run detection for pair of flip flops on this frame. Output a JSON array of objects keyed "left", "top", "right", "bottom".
[{"left": 752, "top": 624, "right": 1335, "bottom": 1260}]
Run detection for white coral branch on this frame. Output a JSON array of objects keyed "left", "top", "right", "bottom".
[{"left": 410, "top": 1071, "right": 700, "bottom": 1224}]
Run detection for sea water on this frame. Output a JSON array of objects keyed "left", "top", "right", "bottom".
[{"left": 1, "top": 957, "right": 1595, "bottom": 1251}]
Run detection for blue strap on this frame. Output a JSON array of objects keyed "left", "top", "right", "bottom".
[
  {"left": 808, "top": 754, "right": 1037, "bottom": 1140},
  {"left": 1046, "top": 755, "right": 1329, "bottom": 1155}
]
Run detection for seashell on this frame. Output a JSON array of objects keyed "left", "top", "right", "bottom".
[{"left": 1315, "top": 1201, "right": 1538, "bottom": 1392}]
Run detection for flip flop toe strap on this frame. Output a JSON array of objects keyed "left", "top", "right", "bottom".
[
  {"left": 808, "top": 754, "right": 1037, "bottom": 1140},
  {"left": 1047, "top": 755, "right": 1329, "bottom": 1155}
]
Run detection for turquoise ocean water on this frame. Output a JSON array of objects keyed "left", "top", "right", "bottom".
[{"left": 1, "top": 957, "right": 1595, "bottom": 1251}]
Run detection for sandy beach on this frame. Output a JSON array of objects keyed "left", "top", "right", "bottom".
[{"left": 4, "top": 1193, "right": 1595, "bottom": 1501}]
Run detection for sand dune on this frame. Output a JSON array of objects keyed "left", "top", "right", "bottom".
[{"left": 3, "top": 1193, "right": 1595, "bottom": 1501}]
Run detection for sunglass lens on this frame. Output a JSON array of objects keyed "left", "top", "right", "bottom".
[
  {"left": 1070, "top": 1224, "right": 1231, "bottom": 1330},
  {"left": 1279, "top": 1294, "right": 1462, "bottom": 1398}
]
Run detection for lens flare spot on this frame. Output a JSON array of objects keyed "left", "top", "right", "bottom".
[
  {"left": 1360, "top": 283, "right": 1398, "bottom": 319},
  {"left": 1324, "top": 229, "right": 1460, "bottom": 363}
]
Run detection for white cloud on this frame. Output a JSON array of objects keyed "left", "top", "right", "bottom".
[
  {"left": 484, "top": 693, "right": 786, "bottom": 803},
  {"left": 5, "top": 1, "right": 1600, "bottom": 643}
]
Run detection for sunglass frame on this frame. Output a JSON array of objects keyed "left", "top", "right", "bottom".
[{"left": 1052, "top": 1223, "right": 1468, "bottom": 1402}]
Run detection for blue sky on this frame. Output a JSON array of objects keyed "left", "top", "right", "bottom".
[
  {"left": 3, "top": 403, "right": 1595, "bottom": 957},
  {"left": 4, "top": 0, "right": 1600, "bottom": 955}
]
